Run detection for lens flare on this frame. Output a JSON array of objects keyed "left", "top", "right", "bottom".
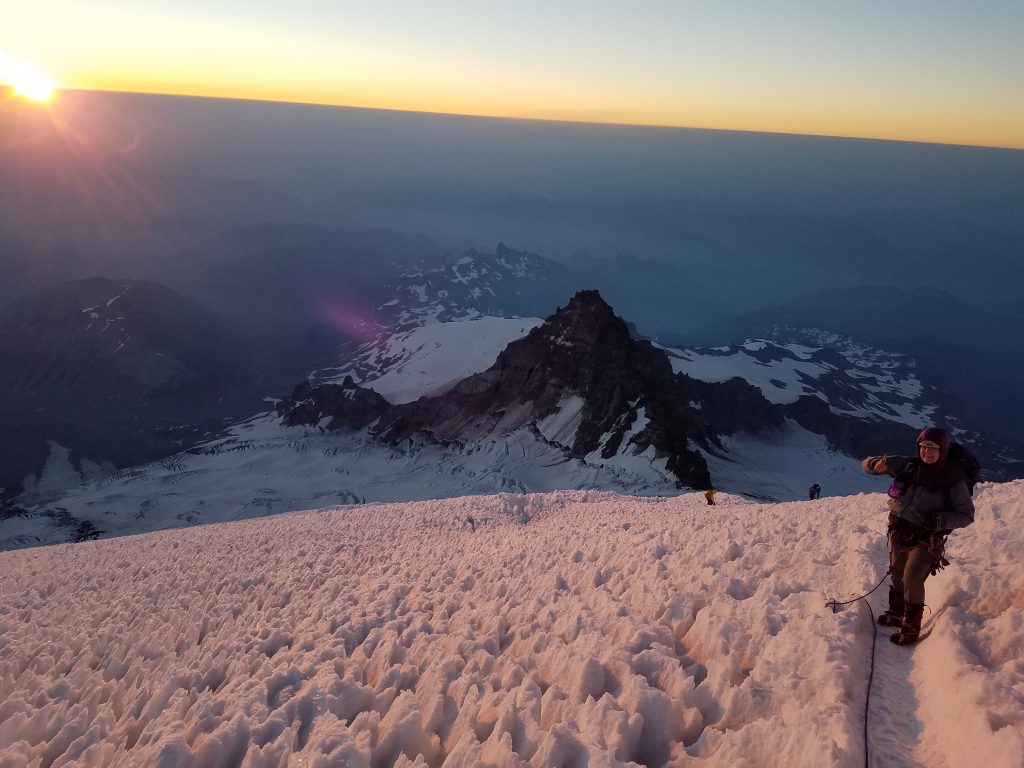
[
  {"left": 319, "top": 304, "right": 381, "bottom": 345},
  {"left": 0, "top": 50, "right": 56, "bottom": 102}
]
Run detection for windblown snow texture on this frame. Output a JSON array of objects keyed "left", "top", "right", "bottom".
[{"left": 1, "top": 483, "right": 1021, "bottom": 766}]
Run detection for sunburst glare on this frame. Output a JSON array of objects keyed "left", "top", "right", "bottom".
[{"left": 0, "top": 49, "right": 57, "bottom": 102}]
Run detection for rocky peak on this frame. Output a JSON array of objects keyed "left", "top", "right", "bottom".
[
  {"left": 425, "top": 289, "right": 659, "bottom": 416},
  {"left": 281, "top": 291, "right": 793, "bottom": 491},
  {"left": 372, "top": 291, "right": 717, "bottom": 488},
  {"left": 546, "top": 289, "right": 627, "bottom": 342}
]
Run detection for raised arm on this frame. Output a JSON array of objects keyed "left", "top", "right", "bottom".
[
  {"left": 862, "top": 454, "right": 914, "bottom": 477},
  {"left": 862, "top": 454, "right": 888, "bottom": 474}
]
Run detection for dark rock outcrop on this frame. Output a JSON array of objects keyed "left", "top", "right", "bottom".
[
  {"left": 279, "top": 290, "right": 933, "bottom": 491},
  {"left": 276, "top": 377, "right": 390, "bottom": 430},
  {"left": 370, "top": 291, "right": 787, "bottom": 489}
]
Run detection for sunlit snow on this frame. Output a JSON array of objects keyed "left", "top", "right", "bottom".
[
  {"left": 324, "top": 317, "right": 542, "bottom": 404},
  {"left": 2, "top": 483, "right": 1021, "bottom": 766}
]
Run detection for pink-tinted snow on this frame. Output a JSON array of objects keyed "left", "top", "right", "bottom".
[{"left": 1, "top": 484, "right": 1021, "bottom": 767}]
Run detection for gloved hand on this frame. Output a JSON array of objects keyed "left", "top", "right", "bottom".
[{"left": 863, "top": 454, "right": 889, "bottom": 474}]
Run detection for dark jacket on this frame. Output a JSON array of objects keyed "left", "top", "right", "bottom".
[{"left": 862, "top": 454, "right": 975, "bottom": 534}]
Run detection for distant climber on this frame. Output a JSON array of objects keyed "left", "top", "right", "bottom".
[
  {"left": 809, "top": 483, "right": 821, "bottom": 500},
  {"left": 704, "top": 488, "right": 716, "bottom": 506},
  {"left": 862, "top": 427, "right": 976, "bottom": 645}
]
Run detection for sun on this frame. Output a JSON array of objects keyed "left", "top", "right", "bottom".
[{"left": 0, "top": 50, "right": 56, "bottom": 102}]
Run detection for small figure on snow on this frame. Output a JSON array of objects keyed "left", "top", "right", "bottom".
[
  {"left": 809, "top": 483, "right": 822, "bottom": 500},
  {"left": 704, "top": 488, "right": 716, "bottom": 506},
  {"left": 863, "top": 427, "right": 977, "bottom": 645}
]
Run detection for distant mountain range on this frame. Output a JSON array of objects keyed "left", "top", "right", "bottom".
[
  {"left": 288, "top": 288, "right": 1022, "bottom": 487},
  {"left": 382, "top": 242, "right": 579, "bottom": 328},
  {"left": 681, "top": 285, "right": 1024, "bottom": 442},
  {"left": 4, "top": 89, "right": 1022, "bottom": 319},
  {"left": 3, "top": 90, "right": 1021, "bottom": 549},
  {"left": 4, "top": 270, "right": 1021, "bottom": 550}
]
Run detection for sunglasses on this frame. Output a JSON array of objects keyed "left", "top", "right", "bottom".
[{"left": 918, "top": 441, "right": 941, "bottom": 450}]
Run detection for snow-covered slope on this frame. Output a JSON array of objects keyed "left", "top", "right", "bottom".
[
  {"left": 0, "top": 413, "right": 686, "bottom": 550},
  {"left": 1, "top": 296, "right": 950, "bottom": 550},
  {"left": 658, "top": 335, "right": 1024, "bottom": 480},
  {"left": 319, "top": 316, "right": 543, "bottom": 404},
  {"left": 659, "top": 338, "right": 936, "bottom": 426},
  {"left": 2, "top": 483, "right": 1020, "bottom": 767},
  {"left": 700, "top": 420, "right": 876, "bottom": 502},
  {"left": 7, "top": 290, "right": 1014, "bottom": 551}
]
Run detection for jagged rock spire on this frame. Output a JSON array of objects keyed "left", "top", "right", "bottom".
[{"left": 279, "top": 290, "right": 792, "bottom": 490}]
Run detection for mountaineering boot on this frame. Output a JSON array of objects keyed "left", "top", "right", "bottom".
[
  {"left": 878, "top": 587, "right": 905, "bottom": 627},
  {"left": 891, "top": 602, "right": 925, "bottom": 645}
]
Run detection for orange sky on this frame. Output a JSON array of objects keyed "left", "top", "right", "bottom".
[{"left": 3, "top": 2, "right": 1023, "bottom": 149}]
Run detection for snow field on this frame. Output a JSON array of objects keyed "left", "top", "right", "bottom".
[
  {"left": 1, "top": 484, "right": 1022, "bottom": 767},
  {"left": 330, "top": 317, "right": 544, "bottom": 405},
  {"left": 4, "top": 414, "right": 689, "bottom": 551}
]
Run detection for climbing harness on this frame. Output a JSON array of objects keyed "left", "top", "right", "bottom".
[{"left": 928, "top": 531, "right": 950, "bottom": 575}]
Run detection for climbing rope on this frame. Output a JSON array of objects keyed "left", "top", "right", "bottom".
[
  {"left": 823, "top": 536, "right": 897, "bottom": 768},
  {"left": 826, "top": 526, "right": 947, "bottom": 765},
  {"left": 826, "top": 568, "right": 891, "bottom": 768},
  {"left": 859, "top": 600, "right": 878, "bottom": 768},
  {"left": 824, "top": 569, "right": 890, "bottom": 613}
]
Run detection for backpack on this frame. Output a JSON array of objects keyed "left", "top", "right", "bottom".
[{"left": 947, "top": 442, "right": 981, "bottom": 496}]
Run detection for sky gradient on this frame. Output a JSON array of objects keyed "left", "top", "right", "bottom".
[{"left": 4, "top": 1, "right": 1024, "bottom": 149}]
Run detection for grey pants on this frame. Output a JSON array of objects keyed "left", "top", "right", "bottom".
[{"left": 892, "top": 541, "right": 933, "bottom": 604}]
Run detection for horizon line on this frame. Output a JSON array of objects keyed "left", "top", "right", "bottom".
[{"left": 36, "top": 85, "right": 1024, "bottom": 154}]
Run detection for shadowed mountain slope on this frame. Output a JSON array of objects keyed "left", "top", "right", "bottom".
[{"left": 0, "top": 278, "right": 259, "bottom": 498}]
